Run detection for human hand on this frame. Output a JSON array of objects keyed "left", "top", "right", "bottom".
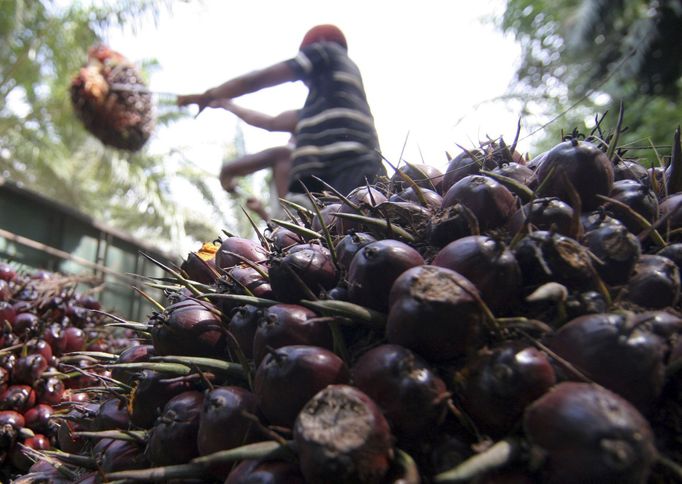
[
  {"left": 246, "top": 196, "right": 269, "bottom": 221},
  {"left": 245, "top": 197, "right": 264, "bottom": 212},
  {"left": 208, "top": 99, "right": 235, "bottom": 111},
  {"left": 176, "top": 92, "right": 213, "bottom": 115},
  {"left": 220, "top": 175, "right": 237, "bottom": 193}
]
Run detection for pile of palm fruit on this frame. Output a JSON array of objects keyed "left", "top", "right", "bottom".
[{"left": 4, "top": 121, "right": 682, "bottom": 483}]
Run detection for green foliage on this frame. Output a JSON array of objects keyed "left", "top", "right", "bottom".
[
  {"left": 500, "top": 0, "right": 682, "bottom": 154},
  {"left": 0, "top": 0, "right": 238, "bottom": 254}
]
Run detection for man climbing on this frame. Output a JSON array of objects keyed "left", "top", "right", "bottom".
[{"left": 177, "top": 24, "right": 386, "bottom": 201}]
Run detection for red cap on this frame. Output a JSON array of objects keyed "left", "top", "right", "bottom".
[{"left": 300, "top": 24, "right": 347, "bottom": 50}]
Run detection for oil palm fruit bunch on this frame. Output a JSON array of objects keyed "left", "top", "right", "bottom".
[
  {"left": 0, "top": 263, "right": 139, "bottom": 481},
  {"left": 14, "top": 123, "right": 682, "bottom": 484},
  {"left": 70, "top": 44, "right": 154, "bottom": 152}
]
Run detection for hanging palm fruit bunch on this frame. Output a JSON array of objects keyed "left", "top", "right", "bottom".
[{"left": 70, "top": 44, "right": 155, "bottom": 152}]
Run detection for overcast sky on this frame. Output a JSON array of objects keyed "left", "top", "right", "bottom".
[{"left": 106, "top": 0, "right": 523, "bottom": 176}]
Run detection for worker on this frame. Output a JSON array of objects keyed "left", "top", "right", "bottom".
[{"left": 177, "top": 24, "right": 386, "bottom": 201}]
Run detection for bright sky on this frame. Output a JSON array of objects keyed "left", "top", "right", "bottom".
[{"left": 106, "top": 0, "right": 524, "bottom": 177}]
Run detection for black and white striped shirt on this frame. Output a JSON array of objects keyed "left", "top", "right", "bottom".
[{"left": 285, "top": 42, "right": 382, "bottom": 193}]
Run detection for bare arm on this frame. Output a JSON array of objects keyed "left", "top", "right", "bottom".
[
  {"left": 177, "top": 61, "right": 299, "bottom": 109},
  {"left": 220, "top": 145, "right": 293, "bottom": 192},
  {"left": 210, "top": 100, "right": 298, "bottom": 133}
]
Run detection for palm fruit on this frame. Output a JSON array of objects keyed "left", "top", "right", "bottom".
[{"left": 70, "top": 44, "right": 154, "bottom": 151}]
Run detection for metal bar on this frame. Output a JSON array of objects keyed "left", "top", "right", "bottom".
[
  {"left": 0, "top": 227, "right": 135, "bottom": 283},
  {"left": 108, "top": 83, "right": 177, "bottom": 97}
]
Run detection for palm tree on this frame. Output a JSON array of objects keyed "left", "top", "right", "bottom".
[{"left": 0, "top": 0, "right": 241, "bottom": 255}]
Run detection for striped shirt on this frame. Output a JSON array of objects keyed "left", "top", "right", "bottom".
[{"left": 285, "top": 42, "right": 383, "bottom": 193}]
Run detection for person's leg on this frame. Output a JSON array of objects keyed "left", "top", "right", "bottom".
[{"left": 272, "top": 149, "right": 293, "bottom": 199}]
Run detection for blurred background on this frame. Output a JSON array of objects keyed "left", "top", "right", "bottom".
[{"left": 1, "top": 0, "right": 681, "bottom": 316}]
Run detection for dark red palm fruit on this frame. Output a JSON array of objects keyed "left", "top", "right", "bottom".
[
  {"left": 0, "top": 263, "right": 16, "bottom": 282},
  {"left": 514, "top": 230, "right": 597, "bottom": 291},
  {"left": 526, "top": 151, "right": 549, "bottom": 173},
  {"left": 442, "top": 149, "right": 491, "bottom": 193},
  {"left": 22, "top": 403, "right": 54, "bottom": 435},
  {"left": 269, "top": 244, "right": 338, "bottom": 303},
  {"left": 55, "top": 401, "right": 99, "bottom": 454},
  {"left": 26, "top": 460, "right": 72, "bottom": 484},
  {"left": 1, "top": 385, "right": 36, "bottom": 412},
  {"left": 336, "top": 186, "right": 388, "bottom": 235},
  {"left": 311, "top": 202, "right": 342, "bottom": 235},
  {"left": 613, "top": 159, "right": 651, "bottom": 185},
  {"left": 626, "top": 254, "right": 681, "bottom": 309},
  {"left": 0, "top": 354, "right": 16, "bottom": 377},
  {"left": 150, "top": 299, "right": 228, "bottom": 359},
  {"left": 533, "top": 138, "right": 614, "bottom": 211},
  {"left": 492, "top": 162, "right": 535, "bottom": 185},
  {"left": 583, "top": 222, "right": 641, "bottom": 286},
  {"left": 459, "top": 344, "right": 556, "bottom": 437},
  {"left": 228, "top": 305, "right": 262, "bottom": 359},
  {"left": 564, "top": 288, "right": 610, "bottom": 321},
  {"left": 641, "top": 310, "right": 682, "bottom": 341},
  {"left": 11, "top": 354, "right": 48, "bottom": 385},
  {"left": 581, "top": 209, "right": 626, "bottom": 234},
  {"left": 226, "top": 459, "right": 306, "bottom": 484},
  {"left": 432, "top": 235, "right": 522, "bottom": 312},
  {"left": 441, "top": 175, "right": 517, "bottom": 232},
  {"left": 269, "top": 226, "right": 305, "bottom": 252},
  {"left": 95, "top": 397, "right": 130, "bottom": 431},
  {"left": 659, "top": 193, "right": 682, "bottom": 240},
  {"left": 43, "top": 322, "right": 67, "bottom": 356},
  {"left": 11, "top": 300, "right": 32, "bottom": 314},
  {"left": 62, "top": 326, "right": 86, "bottom": 353},
  {"left": 506, "top": 197, "right": 577, "bottom": 237},
  {"left": 547, "top": 312, "right": 666, "bottom": 412},
  {"left": 34, "top": 376, "right": 65, "bottom": 406},
  {"left": 606, "top": 179, "right": 659, "bottom": 234},
  {"left": 252, "top": 304, "right": 332, "bottom": 366},
  {"left": 392, "top": 163, "right": 444, "bottom": 193},
  {"left": 347, "top": 239, "right": 425, "bottom": 313},
  {"left": 351, "top": 344, "right": 448, "bottom": 440},
  {"left": 26, "top": 339, "right": 53, "bottom": 362},
  {"left": 427, "top": 203, "right": 479, "bottom": 247},
  {"left": 0, "top": 302, "right": 16, "bottom": 328},
  {"left": 94, "top": 437, "right": 149, "bottom": 473},
  {"left": 0, "top": 410, "right": 25, "bottom": 451},
  {"left": 386, "top": 265, "right": 484, "bottom": 362},
  {"left": 0, "top": 321, "right": 14, "bottom": 349},
  {"left": 255, "top": 345, "right": 350, "bottom": 429},
  {"left": 145, "top": 390, "right": 204, "bottom": 466},
  {"left": 334, "top": 232, "right": 377, "bottom": 273},
  {"left": 197, "top": 386, "right": 261, "bottom": 457},
  {"left": 524, "top": 382, "right": 656, "bottom": 484},
  {"left": 75, "top": 293, "right": 101, "bottom": 311},
  {"left": 181, "top": 241, "right": 220, "bottom": 284},
  {"left": 215, "top": 237, "right": 269, "bottom": 270},
  {"left": 11, "top": 312, "right": 39, "bottom": 337},
  {"left": 294, "top": 384, "right": 394, "bottom": 484},
  {"left": 111, "top": 344, "right": 156, "bottom": 387},
  {"left": 0, "top": 367, "right": 8, "bottom": 395},
  {"left": 128, "top": 369, "right": 196, "bottom": 428},
  {"left": 657, "top": 243, "right": 682, "bottom": 275},
  {"left": 389, "top": 187, "right": 443, "bottom": 211},
  {"left": 9, "top": 433, "right": 50, "bottom": 471},
  {"left": 228, "top": 265, "right": 273, "bottom": 299}
]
